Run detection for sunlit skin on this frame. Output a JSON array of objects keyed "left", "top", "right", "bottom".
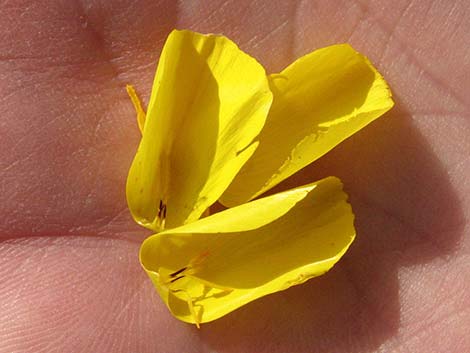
[{"left": 1, "top": 1, "right": 469, "bottom": 352}]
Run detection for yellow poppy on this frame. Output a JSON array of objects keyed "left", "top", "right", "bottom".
[{"left": 126, "top": 30, "right": 394, "bottom": 327}]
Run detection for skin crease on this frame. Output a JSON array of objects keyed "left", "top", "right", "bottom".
[{"left": 0, "top": 0, "right": 469, "bottom": 351}]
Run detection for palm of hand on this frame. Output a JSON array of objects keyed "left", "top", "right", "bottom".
[{"left": 1, "top": 1, "right": 469, "bottom": 352}]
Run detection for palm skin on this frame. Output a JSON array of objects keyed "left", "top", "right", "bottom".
[{"left": 1, "top": 0, "right": 469, "bottom": 352}]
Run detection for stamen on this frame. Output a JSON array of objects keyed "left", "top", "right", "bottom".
[
  {"left": 162, "top": 250, "right": 234, "bottom": 328},
  {"left": 171, "top": 289, "right": 200, "bottom": 328},
  {"left": 156, "top": 199, "right": 167, "bottom": 230},
  {"left": 170, "top": 266, "right": 188, "bottom": 278},
  {"left": 126, "top": 84, "right": 146, "bottom": 134},
  {"left": 170, "top": 275, "right": 185, "bottom": 283}
]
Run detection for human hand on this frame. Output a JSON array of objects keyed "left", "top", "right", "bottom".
[{"left": 1, "top": 1, "right": 468, "bottom": 352}]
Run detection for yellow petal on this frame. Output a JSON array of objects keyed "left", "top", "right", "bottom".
[
  {"left": 127, "top": 30, "right": 272, "bottom": 231},
  {"left": 221, "top": 44, "right": 394, "bottom": 206},
  {"left": 140, "top": 176, "right": 355, "bottom": 325}
]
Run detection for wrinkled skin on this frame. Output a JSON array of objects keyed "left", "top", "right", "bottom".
[{"left": 1, "top": 1, "right": 469, "bottom": 352}]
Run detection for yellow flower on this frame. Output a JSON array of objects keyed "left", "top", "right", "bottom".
[{"left": 126, "top": 30, "right": 394, "bottom": 327}]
